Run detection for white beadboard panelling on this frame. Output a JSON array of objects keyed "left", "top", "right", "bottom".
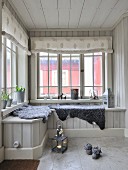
[
  {"left": 23, "top": 124, "right": 32, "bottom": 147},
  {"left": 71, "top": 0, "right": 84, "bottom": 10},
  {"left": 69, "top": 8, "right": 82, "bottom": 28},
  {"left": 48, "top": 113, "right": 54, "bottom": 129},
  {"left": 105, "top": 111, "right": 108, "bottom": 128},
  {"left": 120, "top": 111, "right": 125, "bottom": 128},
  {"left": 59, "top": 9, "right": 69, "bottom": 28},
  {"left": 10, "top": 0, "right": 128, "bottom": 29},
  {"left": 67, "top": 31, "right": 73, "bottom": 37},
  {"left": 114, "top": 0, "right": 128, "bottom": 11},
  {"left": 62, "top": 119, "right": 67, "bottom": 129},
  {"left": 89, "top": 31, "right": 94, "bottom": 37},
  {"left": 58, "top": 0, "right": 70, "bottom": 9},
  {"left": 100, "top": 0, "right": 118, "bottom": 10},
  {"left": 103, "top": 8, "right": 126, "bottom": 27},
  {"left": 73, "top": 118, "right": 80, "bottom": 129},
  {"left": 45, "top": 31, "right": 51, "bottom": 37},
  {"left": 114, "top": 112, "right": 120, "bottom": 128},
  {"left": 40, "top": 0, "right": 57, "bottom": 9},
  {"left": 61, "top": 31, "right": 67, "bottom": 36},
  {"left": 40, "top": 31, "right": 46, "bottom": 37},
  {"left": 51, "top": 31, "right": 56, "bottom": 37},
  {"left": 10, "top": 0, "right": 35, "bottom": 28},
  {"left": 106, "top": 111, "right": 114, "bottom": 128},
  {"left": 44, "top": 9, "right": 58, "bottom": 28},
  {"left": 66, "top": 118, "right": 74, "bottom": 129},
  {"left": 32, "top": 122, "right": 40, "bottom": 147},
  {"left": 53, "top": 112, "right": 59, "bottom": 128},
  {"left": 56, "top": 31, "right": 62, "bottom": 37},
  {"left": 23, "top": 0, "right": 47, "bottom": 28},
  {"left": 35, "top": 32, "right": 41, "bottom": 37},
  {"left": 50, "top": 110, "right": 125, "bottom": 129},
  {"left": 94, "top": 31, "right": 100, "bottom": 37},
  {"left": 91, "top": 8, "right": 112, "bottom": 28},
  {"left": 29, "top": 30, "right": 112, "bottom": 37},
  {"left": 72, "top": 31, "right": 78, "bottom": 37},
  {"left": 3, "top": 124, "right": 13, "bottom": 148},
  {"left": 79, "top": 119, "right": 87, "bottom": 128},
  {"left": 86, "top": 122, "right": 93, "bottom": 128},
  {"left": 13, "top": 124, "right": 22, "bottom": 147}
]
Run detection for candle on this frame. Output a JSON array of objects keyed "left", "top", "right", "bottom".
[{"left": 57, "top": 145, "right": 61, "bottom": 149}]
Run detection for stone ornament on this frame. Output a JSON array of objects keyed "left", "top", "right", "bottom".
[
  {"left": 84, "top": 143, "right": 92, "bottom": 155},
  {"left": 84, "top": 144, "right": 102, "bottom": 159}
]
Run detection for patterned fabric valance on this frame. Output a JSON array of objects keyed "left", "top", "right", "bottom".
[
  {"left": 31, "top": 36, "right": 113, "bottom": 54},
  {"left": 2, "top": 4, "right": 29, "bottom": 52}
]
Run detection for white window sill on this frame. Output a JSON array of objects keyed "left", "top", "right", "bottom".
[
  {"left": 30, "top": 99, "right": 103, "bottom": 104},
  {"left": 1, "top": 102, "right": 28, "bottom": 119}
]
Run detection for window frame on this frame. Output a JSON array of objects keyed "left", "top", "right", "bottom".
[
  {"left": 83, "top": 53, "right": 104, "bottom": 98},
  {"left": 37, "top": 52, "right": 104, "bottom": 99},
  {"left": 1, "top": 37, "right": 17, "bottom": 96}
]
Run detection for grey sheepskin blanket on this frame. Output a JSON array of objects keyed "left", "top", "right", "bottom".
[
  {"left": 50, "top": 105, "right": 105, "bottom": 130},
  {"left": 12, "top": 105, "right": 51, "bottom": 122}
]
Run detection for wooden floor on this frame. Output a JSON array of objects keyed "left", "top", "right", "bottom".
[{"left": 38, "top": 137, "right": 128, "bottom": 170}]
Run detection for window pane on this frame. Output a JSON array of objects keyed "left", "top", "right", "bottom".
[
  {"left": 40, "top": 52, "right": 48, "bottom": 56},
  {"left": 49, "top": 87, "right": 58, "bottom": 96},
  {"left": 71, "top": 57, "right": 80, "bottom": 86},
  {"left": 12, "top": 43, "right": 16, "bottom": 52},
  {"left": 49, "top": 57, "right": 58, "bottom": 86},
  {"left": 84, "top": 53, "right": 93, "bottom": 56},
  {"left": 84, "top": 57, "right": 93, "bottom": 86},
  {"left": 2, "top": 36, "right": 4, "bottom": 43},
  {"left": 62, "top": 54, "right": 70, "bottom": 57},
  {"left": 39, "top": 57, "right": 48, "bottom": 86},
  {"left": 62, "top": 57, "right": 70, "bottom": 86},
  {"left": 12, "top": 52, "right": 16, "bottom": 87},
  {"left": 39, "top": 87, "right": 48, "bottom": 97},
  {"left": 84, "top": 87, "right": 93, "bottom": 96},
  {"left": 94, "top": 87, "right": 102, "bottom": 96},
  {"left": 94, "top": 52, "right": 102, "bottom": 55},
  {"left": 6, "top": 39, "right": 11, "bottom": 48},
  {"left": 94, "top": 56, "right": 102, "bottom": 86},
  {"left": 62, "top": 87, "right": 71, "bottom": 97},
  {"left": 6, "top": 48, "right": 11, "bottom": 88},
  {"left": 2, "top": 45, "right": 4, "bottom": 88},
  {"left": 49, "top": 53, "right": 57, "bottom": 56}
]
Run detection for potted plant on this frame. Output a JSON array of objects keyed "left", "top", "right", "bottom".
[
  {"left": 16, "top": 85, "right": 25, "bottom": 103},
  {"left": 1, "top": 91, "right": 9, "bottom": 109}
]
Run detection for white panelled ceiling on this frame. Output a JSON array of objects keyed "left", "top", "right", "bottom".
[{"left": 9, "top": 0, "right": 128, "bottom": 30}]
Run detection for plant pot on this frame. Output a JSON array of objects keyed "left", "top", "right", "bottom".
[
  {"left": 7, "top": 99, "right": 13, "bottom": 107},
  {"left": 16, "top": 91, "right": 25, "bottom": 103},
  {"left": 1, "top": 100, "right": 7, "bottom": 109}
]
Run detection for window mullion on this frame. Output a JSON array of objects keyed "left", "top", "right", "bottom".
[
  {"left": 37, "top": 54, "right": 40, "bottom": 98},
  {"left": 70, "top": 55, "right": 72, "bottom": 88},
  {"left": 4, "top": 38, "right": 7, "bottom": 92},
  {"left": 48, "top": 54, "right": 50, "bottom": 97},
  {"left": 93, "top": 54, "right": 94, "bottom": 91},
  {"left": 80, "top": 54, "right": 84, "bottom": 98},
  {"left": 11, "top": 42, "right": 13, "bottom": 93},
  {"left": 58, "top": 54, "right": 62, "bottom": 95}
]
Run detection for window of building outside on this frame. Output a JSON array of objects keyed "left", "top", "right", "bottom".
[
  {"left": 38, "top": 52, "right": 103, "bottom": 99},
  {"left": 1, "top": 37, "right": 17, "bottom": 97}
]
